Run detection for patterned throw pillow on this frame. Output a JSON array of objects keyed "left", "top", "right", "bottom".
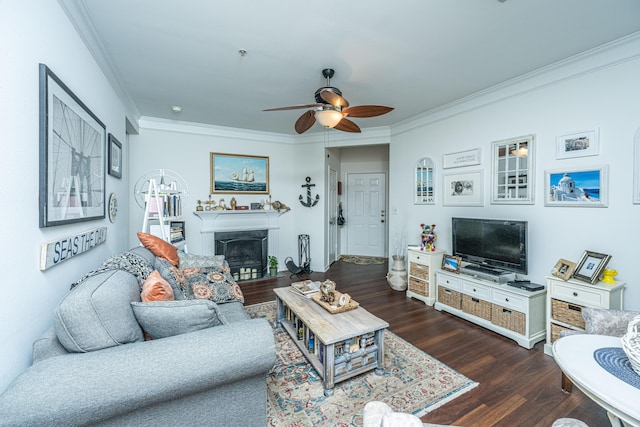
[
  {"left": 178, "top": 252, "right": 226, "bottom": 268},
  {"left": 180, "top": 266, "right": 244, "bottom": 304}
]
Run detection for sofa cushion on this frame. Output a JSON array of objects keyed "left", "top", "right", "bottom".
[
  {"left": 54, "top": 270, "right": 144, "bottom": 352},
  {"left": 178, "top": 266, "right": 244, "bottom": 304},
  {"left": 141, "top": 270, "right": 174, "bottom": 302},
  {"left": 178, "top": 252, "right": 226, "bottom": 268},
  {"left": 127, "top": 245, "right": 157, "bottom": 266},
  {"left": 155, "top": 258, "right": 186, "bottom": 300},
  {"left": 137, "top": 232, "right": 179, "bottom": 266},
  {"left": 131, "top": 300, "right": 227, "bottom": 339}
]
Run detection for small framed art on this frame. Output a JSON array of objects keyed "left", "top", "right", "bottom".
[
  {"left": 550, "top": 258, "right": 576, "bottom": 281},
  {"left": 441, "top": 254, "right": 462, "bottom": 273},
  {"left": 443, "top": 170, "right": 484, "bottom": 207},
  {"left": 573, "top": 250, "right": 611, "bottom": 284},
  {"left": 108, "top": 134, "right": 122, "bottom": 179},
  {"left": 556, "top": 129, "right": 599, "bottom": 159},
  {"left": 544, "top": 165, "right": 608, "bottom": 207}
]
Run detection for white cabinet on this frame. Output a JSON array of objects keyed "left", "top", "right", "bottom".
[
  {"left": 543, "top": 276, "right": 625, "bottom": 356},
  {"left": 406, "top": 247, "right": 444, "bottom": 306},
  {"left": 435, "top": 270, "right": 546, "bottom": 349}
]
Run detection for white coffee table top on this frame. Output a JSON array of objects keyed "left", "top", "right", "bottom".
[
  {"left": 274, "top": 287, "right": 389, "bottom": 344},
  {"left": 553, "top": 334, "right": 640, "bottom": 426}
]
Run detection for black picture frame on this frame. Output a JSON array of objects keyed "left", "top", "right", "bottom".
[
  {"left": 39, "top": 64, "right": 106, "bottom": 227},
  {"left": 108, "top": 133, "right": 122, "bottom": 179}
]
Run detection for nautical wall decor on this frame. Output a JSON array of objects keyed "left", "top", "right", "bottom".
[{"left": 299, "top": 177, "right": 319, "bottom": 207}]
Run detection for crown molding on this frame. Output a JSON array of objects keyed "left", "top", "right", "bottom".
[
  {"left": 392, "top": 31, "right": 640, "bottom": 137},
  {"left": 57, "top": 0, "right": 140, "bottom": 132}
]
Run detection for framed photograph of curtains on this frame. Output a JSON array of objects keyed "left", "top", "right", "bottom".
[{"left": 39, "top": 64, "right": 106, "bottom": 227}]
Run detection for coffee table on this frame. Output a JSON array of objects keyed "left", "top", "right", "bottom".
[
  {"left": 274, "top": 287, "right": 389, "bottom": 396},
  {"left": 553, "top": 334, "right": 640, "bottom": 427}
]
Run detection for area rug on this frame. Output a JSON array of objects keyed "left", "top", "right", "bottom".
[
  {"left": 245, "top": 301, "right": 478, "bottom": 427},
  {"left": 339, "top": 255, "right": 387, "bottom": 265}
]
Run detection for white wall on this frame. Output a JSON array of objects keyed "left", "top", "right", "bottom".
[
  {"left": 0, "top": 1, "right": 132, "bottom": 391},
  {"left": 389, "top": 37, "right": 640, "bottom": 310}
]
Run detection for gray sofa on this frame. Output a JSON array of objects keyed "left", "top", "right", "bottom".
[{"left": 0, "top": 247, "right": 276, "bottom": 427}]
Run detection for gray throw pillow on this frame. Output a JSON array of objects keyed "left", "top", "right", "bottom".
[
  {"left": 178, "top": 252, "right": 226, "bottom": 268},
  {"left": 130, "top": 300, "right": 227, "bottom": 339}
]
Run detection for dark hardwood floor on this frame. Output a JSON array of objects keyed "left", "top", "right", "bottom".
[{"left": 240, "top": 259, "right": 609, "bottom": 427}]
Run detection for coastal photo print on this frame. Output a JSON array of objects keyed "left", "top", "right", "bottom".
[
  {"left": 210, "top": 153, "right": 269, "bottom": 194},
  {"left": 544, "top": 165, "right": 608, "bottom": 207}
]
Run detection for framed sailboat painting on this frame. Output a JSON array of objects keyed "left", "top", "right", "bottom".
[{"left": 210, "top": 153, "right": 269, "bottom": 194}]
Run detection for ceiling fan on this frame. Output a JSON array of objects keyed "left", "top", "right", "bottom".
[{"left": 263, "top": 68, "right": 394, "bottom": 134}]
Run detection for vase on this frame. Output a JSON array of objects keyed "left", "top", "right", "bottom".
[{"left": 387, "top": 255, "right": 407, "bottom": 291}]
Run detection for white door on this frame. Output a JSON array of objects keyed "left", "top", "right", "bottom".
[
  {"left": 328, "top": 167, "right": 338, "bottom": 264},
  {"left": 346, "top": 172, "right": 387, "bottom": 257}
]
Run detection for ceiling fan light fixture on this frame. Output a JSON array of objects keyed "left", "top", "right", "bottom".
[{"left": 315, "top": 109, "right": 343, "bottom": 128}]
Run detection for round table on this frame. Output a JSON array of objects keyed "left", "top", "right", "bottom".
[{"left": 553, "top": 335, "right": 640, "bottom": 427}]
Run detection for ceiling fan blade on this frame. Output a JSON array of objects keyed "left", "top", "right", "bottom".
[
  {"left": 319, "top": 89, "right": 350, "bottom": 109},
  {"left": 295, "top": 110, "right": 316, "bottom": 134},
  {"left": 263, "top": 103, "right": 322, "bottom": 112},
  {"left": 342, "top": 105, "right": 394, "bottom": 118},
  {"left": 334, "top": 118, "right": 361, "bottom": 133}
]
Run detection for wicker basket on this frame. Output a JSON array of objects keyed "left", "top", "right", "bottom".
[
  {"left": 550, "top": 323, "right": 573, "bottom": 343},
  {"left": 551, "top": 298, "right": 585, "bottom": 329},
  {"left": 408, "top": 277, "right": 428, "bottom": 296},
  {"left": 491, "top": 304, "right": 525, "bottom": 335},
  {"left": 621, "top": 315, "right": 640, "bottom": 376},
  {"left": 409, "top": 262, "right": 430, "bottom": 281},
  {"left": 437, "top": 286, "right": 462, "bottom": 309},
  {"left": 461, "top": 294, "right": 492, "bottom": 321}
]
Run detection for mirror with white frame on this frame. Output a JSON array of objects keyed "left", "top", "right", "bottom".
[
  {"left": 491, "top": 134, "right": 535, "bottom": 204},
  {"left": 415, "top": 157, "right": 435, "bottom": 204}
]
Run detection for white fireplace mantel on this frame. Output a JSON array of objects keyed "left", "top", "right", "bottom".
[{"left": 193, "top": 210, "right": 284, "bottom": 257}]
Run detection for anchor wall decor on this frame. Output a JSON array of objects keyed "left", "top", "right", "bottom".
[{"left": 299, "top": 176, "right": 319, "bottom": 207}]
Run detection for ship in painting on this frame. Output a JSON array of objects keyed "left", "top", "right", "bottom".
[{"left": 231, "top": 167, "right": 255, "bottom": 182}]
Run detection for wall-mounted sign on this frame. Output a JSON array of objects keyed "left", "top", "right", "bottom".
[{"left": 40, "top": 226, "right": 107, "bottom": 270}]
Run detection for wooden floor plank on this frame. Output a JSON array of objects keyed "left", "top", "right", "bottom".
[{"left": 240, "top": 260, "right": 610, "bottom": 426}]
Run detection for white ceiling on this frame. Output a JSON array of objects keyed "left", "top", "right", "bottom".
[{"left": 61, "top": 0, "right": 640, "bottom": 135}]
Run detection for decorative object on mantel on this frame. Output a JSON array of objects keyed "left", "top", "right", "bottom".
[
  {"left": 266, "top": 200, "right": 291, "bottom": 212},
  {"left": 299, "top": 176, "right": 319, "bottom": 207},
  {"left": 196, "top": 200, "right": 204, "bottom": 211},
  {"left": 230, "top": 197, "right": 237, "bottom": 210}
]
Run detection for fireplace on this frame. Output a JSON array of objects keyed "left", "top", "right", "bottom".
[{"left": 215, "top": 229, "right": 268, "bottom": 280}]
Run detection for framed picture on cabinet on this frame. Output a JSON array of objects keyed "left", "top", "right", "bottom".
[
  {"left": 550, "top": 258, "right": 576, "bottom": 281},
  {"left": 544, "top": 165, "right": 608, "bottom": 207},
  {"left": 442, "top": 170, "right": 484, "bottom": 206},
  {"left": 441, "top": 254, "right": 462, "bottom": 273},
  {"left": 39, "top": 64, "right": 106, "bottom": 228},
  {"left": 555, "top": 129, "right": 599, "bottom": 159},
  {"left": 573, "top": 250, "right": 611, "bottom": 284}
]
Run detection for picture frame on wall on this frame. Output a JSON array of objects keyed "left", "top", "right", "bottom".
[
  {"left": 442, "top": 170, "right": 484, "bottom": 206},
  {"left": 442, "top": 148, "right": 481, "bottom": 169},
  {"left": 555, "top": 129, "right": 599, "bottom": 159},
  {"left": 108, "top": 134, "right": 122, "bottom": 179},
  {"left": 550, "top": 258, "right": 577, "bottom": 281},
  {"left": 210, "top": 152, "right": 269, "bottom": 194},
  {"left": 441, "top": 254, "right": 462, "bottom": 273},
  {"left": 544, "top": 165, "right": 608, "bottom": 207},
  {"left": 39, "top": 64, "right": 106, "bottom": 228},
  {"left": 573, "top": 250, "right": 611, "bottom": 284}
]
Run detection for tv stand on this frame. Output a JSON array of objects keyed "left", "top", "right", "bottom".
[
  {"left": 435, "top": 270, "right": 546, "bottom": 349},
  {"left": 460, "top": 264, "right": 515, "bottom": 284}
]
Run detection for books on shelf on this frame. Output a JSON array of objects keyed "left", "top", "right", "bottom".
[{"left": 290, "top": 280, "right": 321, "bottom": 298}]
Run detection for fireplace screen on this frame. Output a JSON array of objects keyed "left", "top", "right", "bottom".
[{"left": 215, "top": 229, "right": 268, "bottom": 280}]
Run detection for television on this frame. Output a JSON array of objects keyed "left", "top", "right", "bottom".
[{"left": 451, "top": 217, "right": 528, "bottom": 275}]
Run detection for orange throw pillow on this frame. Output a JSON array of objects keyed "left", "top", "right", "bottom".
[
  {"left": 137, "top": 232, "right": 179, "bottom": 266},
  {"left": 141, "top": 270, "right": 174, "bottom": 302}
]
